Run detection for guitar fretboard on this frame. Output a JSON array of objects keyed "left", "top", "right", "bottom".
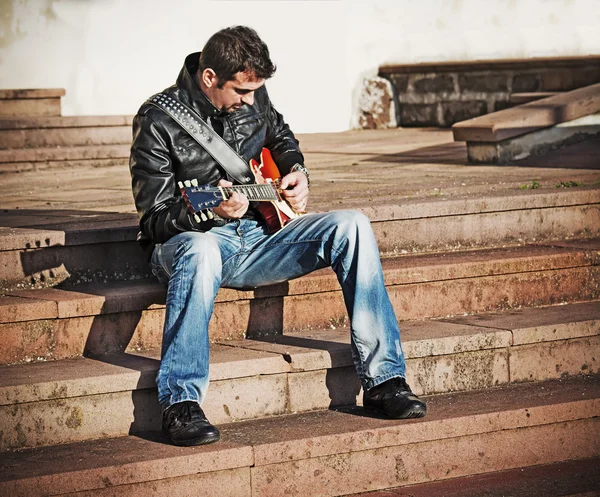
[{"left": 202, "top": 184, "right": 279, "bottom": 202}]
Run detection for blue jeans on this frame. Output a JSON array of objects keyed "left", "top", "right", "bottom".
[{"left": 151, "top": 210, "right": 406, "bottom": 408}]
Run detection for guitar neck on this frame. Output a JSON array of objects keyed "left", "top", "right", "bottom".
[{"left": 223, "top": 183, "right": 279, "bottom": 202}]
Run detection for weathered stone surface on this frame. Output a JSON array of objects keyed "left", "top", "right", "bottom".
[
  {"left": 389, "top": 74, "right": 409, "bottom": 93},
  {"left": 509, "top": 336, "right": 600, "bottom": 382},
  {"left": 413, "top": 75, "right": 455, "bottom": 94},
  {"left": 205, "top": 373, "right": 289, "bottom": 424},
  {"left": 0, "top": 126, "right": 132, "bottom": 150},
  {"left": 540, "top": 67, "right": 600, "bottom": 91},
  {"left": 0, "top": 115, "right": 133, "bottom": 129},
  {"left": 400, "top": 103, "right": 439, "bottom": 126},
  {"left": 0, "top": 436, "right": 252, "bottom": 497},
  {"left": 358, "top": 77, "right": 397, "bottom": 129},
  {"left": 349, "top": 458, "right": 600, "bottom": 497},
  {"left": 250, "top": 419, "right": 599, "bottom": 497},
  {"left": 444, "top": 301, "right": 600, "bottom": 346},
  {"left": 0, "top": 89, "right": 65, "bottom": 99},
  {"left": 287, "top": 367, "right": 361, "bottom": 412},
  {"left": 0, "top": 295, "right": 57, "bottom": 323},
  {"left": 407, "top": 349, "right": 509, "bottom": 396},
  {"left": 0, "top": 143, "right": 131, "bottom": 163},
  {"left": 512, "top": 73, "right": 541, "bottom": 92},
  {"left": 440, "top": 101, "right": 488, "bottom": 126},
  {"left": 459, "top": 74, "right": 509, "bottom": 93},
  {"left": 0, "top": 98, "right": 61, "bottom": 118},
  {"left": 1, "top": 376, "right": 598, "bottom": 495},
  {"left": 65, "top": 468, "right": 252, "bottom": 497}
]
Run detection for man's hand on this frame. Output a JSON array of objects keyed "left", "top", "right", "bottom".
[
  {"left": 280, "top": 171, "right": 309, "bottom": 213},
  {"left": 212, "top": 179, "right": 249, "bottom": 219}
]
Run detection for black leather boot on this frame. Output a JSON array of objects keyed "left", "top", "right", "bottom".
[
  {"left": 364, "top": 377, "right": 427, "bottom": 419},
  {"left": 162, "top": 401, "right": 220, "bottom": 446}
]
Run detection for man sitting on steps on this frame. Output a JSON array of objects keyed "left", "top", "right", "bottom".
[{"left": 129, "top": 25, "right": 426, "bottom": 447}]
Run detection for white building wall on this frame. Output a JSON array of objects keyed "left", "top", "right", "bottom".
[{"left": 0, "top": 0, "right": 599, "bottom": 133}]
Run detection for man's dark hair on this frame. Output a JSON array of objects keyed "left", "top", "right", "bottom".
[{"left": 199, "top": 26, "right": 276, "bottom": 88}]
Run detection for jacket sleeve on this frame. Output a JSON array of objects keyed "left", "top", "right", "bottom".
[
  {"left": 129, "top": 111, "right": 212, "bottom": 244},
  {"left": 262, "top": 89, "right": 305, "bottom": 176}
]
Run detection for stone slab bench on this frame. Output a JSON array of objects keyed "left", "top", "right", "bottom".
[{"left": 452, "top": 83, "right": 600, "bottom": 163}]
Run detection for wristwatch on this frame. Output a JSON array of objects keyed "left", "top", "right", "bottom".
[{"left": 290, "top": 163, "right": 310, "bottom": 187}]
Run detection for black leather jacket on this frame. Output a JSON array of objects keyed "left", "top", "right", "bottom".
[{"left": 129, "top": 52, "right": 304, "bottom": 247}]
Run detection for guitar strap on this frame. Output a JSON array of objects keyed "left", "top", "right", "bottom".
[{"left": 146, "top": 93, "right": 254, "bottom": 186}]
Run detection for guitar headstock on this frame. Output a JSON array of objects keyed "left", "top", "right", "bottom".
[{"left": 179, "top": 179, "right": 224, "bottom": 222}]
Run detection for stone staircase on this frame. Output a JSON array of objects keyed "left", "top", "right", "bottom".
[
  {"left": 0, "top": 89, "right": 131, "bottom": 173},
  {"left": 0, "top": 117, "right": 598, "bottom": 495}
]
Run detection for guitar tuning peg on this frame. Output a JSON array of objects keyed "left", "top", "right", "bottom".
[
  {"left": 191, "top": 179, "right": 199, "bottom": 187},
  {"left": 200, "top": 211, "right": 208, "bottom": 222},
  {"left": 206, "top": 210, "right": 214, "bottom": 219},
  {"left": 184, "top": 180, "right": 192, "bottom": 187},
  {"left": 193, "top": 214, "right": 201, "bottom": 223},
  {"left": 178, "top": 181, "right": 184, "bottom": 188}
]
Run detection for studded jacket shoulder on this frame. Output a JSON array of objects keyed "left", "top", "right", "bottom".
[{"left": 129, "top": 52, "right": 304, "bottom": 246}]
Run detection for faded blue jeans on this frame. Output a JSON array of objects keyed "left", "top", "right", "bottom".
[{"left": 150, "top": 210, "right": 406, "bottom": 408}]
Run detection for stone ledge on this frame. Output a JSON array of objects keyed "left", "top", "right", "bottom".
[{"left": 379, "top": 56, "right": 600, "bottom": 75}]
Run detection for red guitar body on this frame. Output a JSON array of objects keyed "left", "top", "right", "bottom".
[{"left": 250, "top": 148, "right": 301, "bottom": 233}]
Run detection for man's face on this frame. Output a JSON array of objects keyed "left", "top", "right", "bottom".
[{"left": 202, "top": 70, "right": 265, "bottom": 113}]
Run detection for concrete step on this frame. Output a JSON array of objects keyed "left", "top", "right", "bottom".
[
  {"left": 1, "top": 186, "right": 598, "bottom": 291},
  {"left": 452, "top": 83, "right": 600, "bottom": 163},
  {"left": 353, "top": 457, "right": 600, "bottom": 497},
  {"left": 0, "top": 143, "right": 130, "bottom": 165},
  {"left": 0, "top": 375, "right": 598, "bottom": 496},
  {"left": 0, "top": 115, "right": 133, "bottom": 149},
  {"left": 0, "top": 300, "right": 597, "bottom": 450},
  {"left": 0, "top": 89, "right": 64, "bottom": 118},
  {"left": 1, "top": 240, "right": 599, "bottom": 363}
]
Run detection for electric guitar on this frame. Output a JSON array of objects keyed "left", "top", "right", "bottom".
[{"left": 178, "top": 148, "right": 304, "bottom": 233}]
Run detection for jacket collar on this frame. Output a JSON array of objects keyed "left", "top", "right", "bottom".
[{"left": 176, "top": 52, "right": 227, "bottom": 119}]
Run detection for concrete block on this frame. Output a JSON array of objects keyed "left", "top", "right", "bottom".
[
  {"left": 407, "top": 349, "right": 509, "bottom": 396},
  {"left": 204, "top": 373, "right": 289, "bottom": 424},
  {"left": 287, "top": 367, "right": 361, "bottom": 413},
  {"left": 510, "top": 336, "right": 600, "bottom": 382}
]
